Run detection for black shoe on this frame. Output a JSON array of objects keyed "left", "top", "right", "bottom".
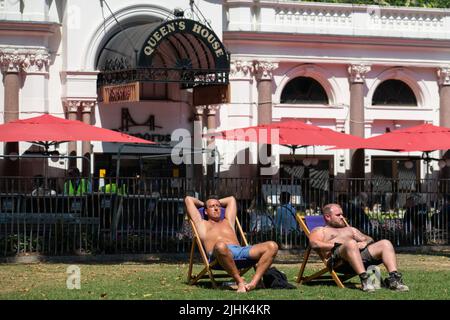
[{"left": 384, "top": 272, "right": 409, "bottom": 292}]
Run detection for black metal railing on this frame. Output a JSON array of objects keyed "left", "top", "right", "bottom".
[
  {"left": 97, "top": 67, "right": 229, "bottom": 87},
  {"left": 0, "top": 176, "right": 448, "bottom": 256}
]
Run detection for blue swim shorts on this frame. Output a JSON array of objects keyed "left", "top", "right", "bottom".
[{"left": 208, "top": 244, "right": 253, "bottom": 262}]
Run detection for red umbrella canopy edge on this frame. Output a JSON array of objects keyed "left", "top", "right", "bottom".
[
  {"left": 0, "top": 114, "right": 155, "bottom": 145},
  {"left": 208, "top": 119, "right": 364, "bottom": 147},
  {"left": 331, "top": 123, "right": 450, "bottom": 152}
]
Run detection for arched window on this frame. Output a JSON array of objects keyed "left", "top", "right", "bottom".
[
  {"left": 372, "top": 80, "right": 417, "bottom": 106},
  {"left": 280, "top": 77, "right": 328, "bottom": 104}
]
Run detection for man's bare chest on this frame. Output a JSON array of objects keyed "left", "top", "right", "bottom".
[{"left": 323, "top": 227, "right": 353, "bottom": 242}]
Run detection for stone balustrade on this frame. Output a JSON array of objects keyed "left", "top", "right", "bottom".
[{"left": 225, "top": 0, "right": 450, "bottom": 39}]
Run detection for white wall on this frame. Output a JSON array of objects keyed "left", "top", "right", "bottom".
[
  {"left": 219, "top": 1, "right": 450, "bottom": 178},
  {"left": 2, "top": 0, "right": 450, "bottom": 178},
  {"left": 93, "top": 100, "right": 191, "bottom": 154}
]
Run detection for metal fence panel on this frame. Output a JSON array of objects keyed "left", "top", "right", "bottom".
[{"left": 0, "top": 176, "right": 448, "bottom": 256}]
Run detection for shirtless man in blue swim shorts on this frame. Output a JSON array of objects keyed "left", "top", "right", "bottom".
[{"left": 185, "top": 195, "right": 278, "bottom": 293}]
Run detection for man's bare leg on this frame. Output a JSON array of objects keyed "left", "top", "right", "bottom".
[
  {"left": 246, "top": 241, "right": 279, "bottom": 291},
  {"left": 366, "top": 239, "right": 398, "bottom": 272},
  {"left": 338, "top": 240, "right": 366, "bottom": 274},
  {"left": 213, "top": 242, "right": 247, "bottom": 292}
]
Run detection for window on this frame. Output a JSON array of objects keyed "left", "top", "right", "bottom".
[
  {"left": 372, "top": 157, "right": 419, "bottom": 185},
  {"left": 372, "top": 157, "right": 420, "bottom": 209},
  {"left": 280, "top": 155, "right": 333, "bottom": 209},
  {"left": 372, "top": 80, "right": 417, "bottom": 106},
  {"left": 280, "top": 77, "right": 328, "bottom": 104},
  {"left": 94, "top": 153, "right": 185, "bottom": 178}
]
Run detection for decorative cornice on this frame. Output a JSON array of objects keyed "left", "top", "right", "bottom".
[
  {"left": 81, "top": 101, "right": 96, "bottom": 113},
  {"left": 194, "top": 105, "right": 206, "bottom": 115},
  {"left": 0, "top": 51, "right": 26, "bottom": 73},
  {"left": 23, "top": 52, "right": 51, "bottom": 73},
  {"left": 254, "top": 61, "right": 278, "bottom": 81},
  {"left": 63, "top": 99, "right": 96, "bottom": 114},
  {"left": 0, "top": 47, "right": 50, "bottom": 73},
  {"left": 348, "top": 64, "right": 371, "bottom": 83},
  {"left": 437, "top": 67, "right": 450, "bottom": 86},
  {"left": 206, "top": 105, "right": 220, "bottom": 115},
  {"left": 63, "top": 100, "right": 81, "bottom": 113},
  {"left": 230, "top": 60, "right": 254, "bottom": 79}
]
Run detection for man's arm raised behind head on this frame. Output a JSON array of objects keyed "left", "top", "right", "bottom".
[
  {"left": 185, "top": 196, "right": 204, "bottom": 228},
  {"left": 219, "top": 196, "right": 237, "bottom": 228}
]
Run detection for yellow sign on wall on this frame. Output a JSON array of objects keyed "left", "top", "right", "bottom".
[{"left": 102, "top": 82, "right": 140, "bottom": 104}]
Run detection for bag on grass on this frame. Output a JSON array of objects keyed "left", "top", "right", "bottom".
[{"left": 262, "top": 267, "right": 296, "bottom": 289}]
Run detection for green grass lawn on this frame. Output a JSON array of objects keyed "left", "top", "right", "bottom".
[{"left": 0, "top": 253, "right": 448, "bottom": 300}]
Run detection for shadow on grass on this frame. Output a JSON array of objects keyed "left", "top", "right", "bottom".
[
  {"left": 396, "top": 246, "right": 450, "bottom": 258},
  {"left": 1, "top": 246, "right": 449, "bottom": 265},
  {"left": 403, "top": 251, "right": 450, "bottom": 258},
  {"left": 0, "top": 252, "right": 190, "bottom": 265},
  {"left": 190, "top": 281, "right": 238, "bottom": 291},
  {"left": 300, "top": 280, "right": 360, "bottom": 290}
]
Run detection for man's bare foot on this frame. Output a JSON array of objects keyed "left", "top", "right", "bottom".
[
  {"left": 244, "top": 281, "right": 258, "bottom": 292},
  {"left": 237, "top": 282, "right": 247, "bottom": 293}
]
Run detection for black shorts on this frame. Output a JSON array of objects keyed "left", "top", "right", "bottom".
[{"left": 329, "top": 244, "right": 382, "bottom": 274}]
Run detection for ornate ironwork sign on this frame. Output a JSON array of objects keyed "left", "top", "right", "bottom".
[
  {"left": 97, "top": 18, "right": 230, "bottom": 89},
  {"left": 138, "top": 19, "right": 229, "bottom": 70}
]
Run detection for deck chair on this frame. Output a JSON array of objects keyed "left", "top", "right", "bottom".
[
  {"left": 187, "top": 207, "right": 256, "bottom": 288},
  {"left": 295, "top": 214, "right": 356, "bottom": 288}
]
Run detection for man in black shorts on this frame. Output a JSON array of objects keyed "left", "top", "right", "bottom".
[
  {"left": 309, "top": 203, "right": 409, "bottom": 292},
  {"left": 329, "top": 242, "right": 382, "bottom": 275}
]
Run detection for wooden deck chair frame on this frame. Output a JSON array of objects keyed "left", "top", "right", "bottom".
[
  {"left": 295, "top": 214, "right": 355, "bottom": 288},
  {"left": 187, "top": 210, "right": 255, "bottom": 288}
]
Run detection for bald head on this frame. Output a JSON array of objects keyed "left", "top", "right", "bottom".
[
  {"left": 322, "top": 203, "right": 346, "bottom": 228},
  {"left": 323, "top": 203, "right": 340, "bottom": 215}
]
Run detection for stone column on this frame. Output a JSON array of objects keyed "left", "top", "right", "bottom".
[
  {"left": 254, "top": 61, "right": 278, "bottom": 176},
  {"left": 254, "top": 61, "right": 278, "bottom": 125},
  {"left": 1, "top": 48, "right": 49, "bottom": 176},
  {"left": 206, "top": 105, "right": 219, "bottom": 145},
  {"left": 438, "top": 67, "right": 450, "bottom": 127},
  {"left": 1, "top": 52, "right": 24, "bottom": 176},
  {"left": 206, "top": 105, "right": 220, "bottom": 178},
  {"left": 348, "top": 64, "right": 371, "bottom": 179},
  {"left": 193, "top": 105, "right": 205, "bottom": 187},
  {"left": 438, "top": 67, "right": 450, "bottom": 178},
  {"left": 230, "top": 60, "right": 256, "bottom": 178},
  {"left": 63, "top": 100, "right": 81, "bottom": 168},
  {"left": 81, "top": 101, "right": 96, "bottom": 176}
]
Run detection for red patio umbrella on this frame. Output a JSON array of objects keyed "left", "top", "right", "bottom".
[
  {"left": 0, "top": 114, "right": 155, "bottom": 150},
  {"left": 331, "top": 123, "right": 450, "bottom": 152},
  {"left": 208, "top": 119, "right": 365, "bottom": 150}
]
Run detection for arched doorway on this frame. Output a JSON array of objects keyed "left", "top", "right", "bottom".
[{"left": 93, "top": 14, "right": 230, "bottom": 180}]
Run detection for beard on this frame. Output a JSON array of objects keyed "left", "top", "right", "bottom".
[{"left": 329, "top": 220, "right": 346, "bottom": 228}]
